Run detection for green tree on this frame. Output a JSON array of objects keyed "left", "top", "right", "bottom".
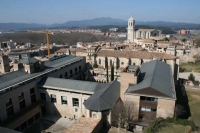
[
  {"left": 181, "top": 38, "right": 187, "bottom": 43},
  {"left": 188, "top": 73, "right": 195, "bottom": 81},
  {"left": 164, "top": 37, "right": 170, "bottom": 42},
  {"left": 105, "top": 57, "right": 109, "bottom": 82},
  {"left": 111, "top": 62, "right": 114, "bottom": 81},
  {"left": 93, "top": 53, "right": 98, "bottom": 68}
]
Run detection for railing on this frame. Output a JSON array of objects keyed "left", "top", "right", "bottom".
[{"left": 140, "top": 100, "right": 157, "bottom": 109}]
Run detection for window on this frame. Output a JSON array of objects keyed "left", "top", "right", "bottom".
[
  {"left": 99, "top": 59, "right": 101, "bottom": 65},
  {"left": 6, "top": 98, "right": 12, "bottom": 107},
  {"left": 93, "top": 114, "right": 97, "bottom": 118},
  {"left": 19, "top": 99, "right": 26, "bottom": 110},
  {"left": 140, "top": 106, "right": 151, "bottom": 112},
  {"left": 18, "top": 93, "right": 24, "bottom": 101},
  {"left": 7, "top": 106, "right": 14, "bottom": 117},
  {"left": 30, "top": 88, "right": 35, "bottom": 95},
  {"left": 133, "top": 63, "right": 135, "bottom": 65},
  {"left": 31, "top": 94, "right": 36, "bottom": 103},
  {"left": 121, "top": 62, "right": 124, "bottom": 65},
  {"left": 74, "top": 115, "right": 78, "bottom": 120},
  {"left": 51, "top": 94, "right": 57, "bottom": 103},
  {"left": 79, "top": 66, "right": 81, "bottom": 71},
  {"left": 65, "top": 72, "right": 68, "bottom": 78},
  {"left": 70, "top": 70, "right": 73, "bottom": 77},
  {"left": 140, "top": 96, "right": 158, "bottom": 102},
  {"left": 72, "top": 98, "right": 79, "bottom": 107},
  {"left": 40, "top": 93, "right": 46, "bottom": 101},
  {"left": 75, "top": 108, "right": 78, "bottom": 112},
  {"left": 75, "top": 67, "right": 77, "bottom": 74},
  {"left": 61, "top": 96, "right": 67, "bottom": 105}
]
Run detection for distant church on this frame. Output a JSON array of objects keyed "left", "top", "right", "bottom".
[{"left": 127, "top": 15, "right": 161, "bottom": 43}]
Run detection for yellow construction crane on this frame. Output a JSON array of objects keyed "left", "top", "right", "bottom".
[
  {"left": 46, "top": 30, "right": 54, "bottom": 59},
  {"left": 28, "top": 30, "right": 53, "bottom": 59}
]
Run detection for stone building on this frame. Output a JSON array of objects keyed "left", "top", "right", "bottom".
[
  {"left": 125, "top": 60, "right": 176, "bottom": 119},
  {"left": 0, "top": 55, "right": 86, "bottom": 131},
  {"left": 127, "top": 15, "right": 161, "bottom": 43}
]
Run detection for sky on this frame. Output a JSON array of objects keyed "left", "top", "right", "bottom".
[{"left": 0, "top": 0, "right": 199, "bottom": 24}]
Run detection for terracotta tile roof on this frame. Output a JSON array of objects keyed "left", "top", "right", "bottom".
[
  {"left": 176, "top": 46, "right": 185, "bottom": 50},
  {"left": 55, "top": 48, "right": 68, "bottom": 53},
  {"left": 97, "top": 50, "right": 177, "bottom": 59},
  {"left": 157, "top": 45, "right": 168, "bottom": 48},
  {"left": 66, "top": 118, "right": 101, "bottom": 133},
  {"left": 69, "top": 48, "right": 84, "bottom": 52}
]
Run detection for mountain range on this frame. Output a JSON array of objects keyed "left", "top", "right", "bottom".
[{"left": 0, "top": 17, "right": 200, "bottom": 31}]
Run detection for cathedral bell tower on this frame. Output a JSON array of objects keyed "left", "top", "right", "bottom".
[{"left": 127, "top": 15, "right": 135, "bottom": 43}]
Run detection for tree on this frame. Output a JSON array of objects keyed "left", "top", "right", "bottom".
[
  {"left": 164, "top": 37, "right": 170, "bottom": 42},
  {"left": 174, "top": 104, "right": 186, "bottom": 119},
  {"left": 112, "top": 100, "right": 136, "bottom": 130},
  {"left": 105, "top": 57, "right": 109, "bottom": 82},
  {"left": 188, "top": 73, "right": 195, "bottom": 81},
  {"left": 181, "top": 38, "right": 187, "bottom": 43},
  {"left": 193, "top": 54, "right": 200, "bottom": 62},
  {"left": 110, "top": 62, "right": 114, "bottom": 81},
  {"left": 93, "top": 53, "right": 98, "bottom": 68}
]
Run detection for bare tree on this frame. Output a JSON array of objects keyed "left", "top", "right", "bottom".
[{"left": 111, "top": 100, "right": 137, "bottom": 130}]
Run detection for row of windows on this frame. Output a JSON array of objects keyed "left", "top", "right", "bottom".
[
  {"left": 60, "top": 66, "right": 82, "bottom": 79},
  {"left": 41, "top": 93, "right": 80, "bottom": 107},
  {"left": 98, "top": 59, "right": 136, "bottom": 66},
  {"left": 6, "top": 88, "right": 36, "bottom": 117},
  {"left": 140, "top": 106, "right": 157, "bottom": 112}
]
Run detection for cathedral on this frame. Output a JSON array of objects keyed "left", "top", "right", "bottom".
[{"left": 127, "top": 15, "right": 161, "bottom": 43}]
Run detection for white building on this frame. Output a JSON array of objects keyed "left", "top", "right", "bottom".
[{"left": 127, "top": 15, "right": 161, "bottom": 43}]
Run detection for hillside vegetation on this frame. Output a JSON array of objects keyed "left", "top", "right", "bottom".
[{"left": 0, "top": 32, "right": 125, "bottom": 45}]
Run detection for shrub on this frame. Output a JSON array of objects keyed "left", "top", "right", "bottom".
[{"left": 145, "top": 117, "right": 198, "bottom": 133}]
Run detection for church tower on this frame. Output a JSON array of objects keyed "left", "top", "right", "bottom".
[{"left": 127, "top": 15, "right": 135, "bottom": 43}]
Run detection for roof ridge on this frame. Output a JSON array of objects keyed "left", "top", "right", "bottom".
[
  {"left": 149, "top": 60, "right": 158, "bottom": 87},
  {"left": 97, "top": 81, "right": 115, "bottom": 99}
]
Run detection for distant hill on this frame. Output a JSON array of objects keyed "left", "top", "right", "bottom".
[
  {"left": 0, "top": 17, "right": 200, "bottom": 31},
  {"left": 51, "top": 17, "right": 126, "bottom": 27}
]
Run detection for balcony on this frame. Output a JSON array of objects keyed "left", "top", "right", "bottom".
[{"left": 140, "top": 100, "right": 157, "bottom": 109}]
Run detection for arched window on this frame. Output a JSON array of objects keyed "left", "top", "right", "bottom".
[
  {"left": 93, "top": 113, "right": 97, "bottom": 118},
  {"left": 99, "top": 59, "right": 101, "bottom": 65}
]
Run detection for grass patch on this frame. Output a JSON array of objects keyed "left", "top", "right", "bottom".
[
  {"left": 180, "top": 62, "right": 200, "bottom": 72},
  {"left": 187, "top": 90, "right": 200, "bottom": 127},
  {"left": 156, "top": 123, "right": 191, "bottom": 133}
]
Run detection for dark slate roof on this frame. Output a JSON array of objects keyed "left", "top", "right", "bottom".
[
  {"left": 84, "top": 80, "right": 120, "bottom": 111},
  {"left": 0, "top": 55, "right": 83, "bottom": 91},
  {"left": 126, "top": 60, "right": 176, "bottom": 99},
  {"left": 38, "top": 77, "right": 120, "bottom": 112},
  {"left": 19, "top": 57, "right": 39, "bottom": 65},
  {"left": 38, "top": 77, "right": 108, "bottom": 93}
]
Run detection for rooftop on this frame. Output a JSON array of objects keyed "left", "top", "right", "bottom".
[
  {"left": 38, "top": 77, "right": 109, "bottom": 93},
  {"left": 126, "top": 60, "right": 176, "bottom": 99},
  {"left": 66, "top": 118, "right": 101, "bottom": 133},
  {"left": 97, "top": 50, "right": 178, "bottom": 60},
  {"left": 19, "top": 57, "right": 40, "bottom": 65},
  {"left": 0, "top": 55, "right": 84, "bottom": 92}
]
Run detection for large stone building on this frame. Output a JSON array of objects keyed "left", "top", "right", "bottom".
[
  {"left": 125, "top": 60, "right": 176, "bottom": 119},
  {"left": 0, "top": 55, "right": 86, "bottom": 132},
  {"left": 0, "top": 53, "right": 177, "bottom": 132},
  {"left": 127, "top": 15, "right": 161, "bottom": 43}
]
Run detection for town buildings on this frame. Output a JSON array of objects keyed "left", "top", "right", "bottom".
[{"left": 0, "top": 52, "right": 177, "bottom": 132}]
